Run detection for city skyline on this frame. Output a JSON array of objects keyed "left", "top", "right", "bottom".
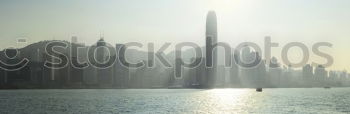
[
  {"left": 0, "top": 0, "right": 349, "bottom": 72},
  {"left": 0, "top": 10, "right": 349, "bottom": 89},
  {"left": 1, "top": 1, "right": 350, "bottom": 113}
]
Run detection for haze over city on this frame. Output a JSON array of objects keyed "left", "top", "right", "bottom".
[
  {"left": 1, "top": 0, "right": 350, "bottom": 71},
  {"left": 2, "top": 1, "right": 350, "bottom": 114}
]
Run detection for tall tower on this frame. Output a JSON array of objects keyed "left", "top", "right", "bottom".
[
  {"left": 96, "top": 37, "right": 113, "bottom": 87},
  {"left": 205, "top": 11, "right": 218, "bottom": 88},
  {"left": 96, "top": 37, "right": 107, "bottom": 63}
]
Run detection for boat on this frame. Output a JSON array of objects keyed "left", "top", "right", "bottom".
[{"left": 256, "top": 88, "right": 263, "bottom": 92}]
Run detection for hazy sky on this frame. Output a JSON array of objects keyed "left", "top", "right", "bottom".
[{"left": 0, "top": 0, "right": 350, "bottom": 71}]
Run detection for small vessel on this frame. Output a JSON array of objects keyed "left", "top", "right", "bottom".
[
  {"left": 256, "top": 88, "right": 263, "bottom": 92},
  {"left": 324, "top": 87, "right": 331, "bottom": 89}
]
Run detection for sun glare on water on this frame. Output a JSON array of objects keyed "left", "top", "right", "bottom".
[{"left": 201, "top": 89, "right": 256, "bottom": 113}]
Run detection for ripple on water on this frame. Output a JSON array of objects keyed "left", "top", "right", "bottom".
[{"left": 0, "top": 88, "right": 349, "bottom": 113}]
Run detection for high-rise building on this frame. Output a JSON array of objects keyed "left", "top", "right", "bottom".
[
  {"left": 96, "top": 38, "right": 113, "bottom": 87},
  {"left": 114, "top": 44, "right": 130, "bottom": 88},
  {"left": 197, "top": 57, "right": 207, "bottom": 88},
  {"left": 314, "top": 65, "right": 327, "bottom": 87},
  {"left": 71, "top": 36, "right": 78, "bottom": 44},
  {"left": 302, "top": 64, "right": 314, "bottom": 87},
  {"left": 230, "top": 50, "right": 240, "bottom": 87},
  {"left": 83, "top": 44, "right": 98, "bottom": 87},
  {"left": 268, "top": 57, "right": 282, "bottom": 87},
  {"left": 205, "top": 10, "right": 218, "bottom": 88}
]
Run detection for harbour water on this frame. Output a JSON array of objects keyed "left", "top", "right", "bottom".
[{"left": 0, "top": 88, "right": 349, "bottom": 114}]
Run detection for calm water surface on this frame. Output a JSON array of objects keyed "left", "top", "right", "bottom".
[{"left": 0, "top": 88, "right": 349, "bottom": 114}]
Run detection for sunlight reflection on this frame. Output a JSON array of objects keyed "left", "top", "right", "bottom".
[{"left": 203, "top": 89, "right": 253, "bottom": 113}]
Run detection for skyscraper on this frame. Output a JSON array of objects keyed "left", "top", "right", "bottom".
[
  {"left": 302, "top": 64, "right": 314, "bottom": 87},
  {"left": 114, "top": 44, "right": 130, "bottom": 88},
  {"left": 314, "top": 65, "right": 327, "bottom": 87},
  {"left": 96, "top": 37, "right": 113, "bottom": 87},
  {"left": 205, "top": 11, "right": 218, "bottom": 87},
  {"left": 71, "top": 36, "right": 78, "bottom": 44}
]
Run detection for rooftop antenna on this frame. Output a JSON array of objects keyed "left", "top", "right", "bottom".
[{"left": 100, "top": 31, "right": 104, "bottom": 40}]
